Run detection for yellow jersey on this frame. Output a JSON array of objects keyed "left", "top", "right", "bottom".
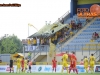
[
  {"left": 84, "top": 58, "right": 88, "bottom": 65},
  {"left": 62, "top": 54, "right": 68, "bottom": 63},
  {"left": 16, "top": 58, "right": 21, "bottom": 65},
  {"left": 24, "top": 60, "right": 28, "bottom": 66},
  {"left": 90, "top": 56, "right": 95, "bottom": 63}
]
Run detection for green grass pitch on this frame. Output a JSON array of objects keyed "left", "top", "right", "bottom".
[{"left": 0, "top": 73, "right": 100, "bottom": 75}]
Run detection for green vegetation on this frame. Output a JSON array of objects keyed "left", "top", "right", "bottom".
[{"left": 0, "top": 34, "right": 23, "bottom": 54}]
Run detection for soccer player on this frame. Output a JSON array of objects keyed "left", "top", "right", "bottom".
[
  {"left": 24, "top": 58, "right": 28, "bottom": 73},
  {"left": 61, "top": 51, "right": 69, "bottom": 74},
  {"left": 52, "top": 57, "right": 57, "bottom": 72},
  {"left": 21, "top": 58, "right": 24, "bottom": 72},
  {"left": 84, "top": 56, "right": 88, "bottom": 73},
  {"left": 16, "top": 56, "right": 21, "bottom": 73},
  {"left": 9, "top": 58, "right": 14, "bottom": 73},
  {"left": 69, "top": 51, "right": 78, "bottom": 74},
  {"left": 28, "top": 60, "right": 32, "bottom": 73},
  {"left": 89, "top": 54, "right": 95, "bottom": 73}
]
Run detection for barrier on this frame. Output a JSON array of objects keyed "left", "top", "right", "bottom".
[{"left": 0, "top": 65, "right": 99, "bottom": 73}]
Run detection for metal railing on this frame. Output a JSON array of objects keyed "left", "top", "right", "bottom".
[{"left": 54, "top": 11, "right": 70, "bottom": 23}]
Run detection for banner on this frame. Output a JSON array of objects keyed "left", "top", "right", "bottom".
[
  {"left": 0, "top": 65, "right": 97, "bottom": 73},
  {"left": 25, "top": 46, "right": 38, "bottom": 51},
  {"left": 95, "top": 65, "right": 100, "bottom": 72}
]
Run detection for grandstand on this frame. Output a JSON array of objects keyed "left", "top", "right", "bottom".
[{"left": 19, "top": 0, "right": 100, "bottom": 65}]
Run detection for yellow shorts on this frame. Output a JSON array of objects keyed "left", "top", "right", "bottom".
[
  {"left": 24, "top": 65, "right": 28, "bottom": 69},
  {"left": 90, "top": 62, "right": 94, "bottom": 67},
  {"left": 62, "top": 62, "right": 68, "bottom": 67},
  {"left": 84, "top": 64, "right": 88, "bottom": 68}
]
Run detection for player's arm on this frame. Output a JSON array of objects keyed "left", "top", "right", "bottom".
[
  {"left": 52, "top": 60, "right": 53, "bottom": 65},
  {"left": 61, "top": 58, "right": 63, "bottom": 61},
  {"left": 56, "top": 60, "right": 57, "bottom": 66}
]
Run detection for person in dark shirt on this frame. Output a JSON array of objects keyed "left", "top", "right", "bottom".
[{"left": 9, "top": 58, "right": 14, "bottom": 73}]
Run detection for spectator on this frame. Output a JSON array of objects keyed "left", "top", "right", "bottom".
[
  {"left": 95, "top": 32, "right": 99, "bottom": 39},
  {"left": 41, "top": 38, "right": 44, "bottom": 45},
  {"left": 70, "top": 31, "right": 73, "bottom": 37},
  {"left": 33, "top": 37, "right": 37, "bottom": 46},
  {"left": 80, "top": 59, "right": 84, "bottom": 65},
  {"left": 33, "top": 59, "right": 36, "bottom": 65},
  {"left": 54, "top": 34, "right": 57, "bottom": 45},
  {"left": 92, "top": 33, "right": 95, "bottom": 40},
  {"left": 27, "top": 39, "right": 31, "bottom": 45},
  {"left": 90, "top": 39, "right": 94, "bottom": 42},
  {"left": 61, "top": 18, "right": 64, "bottom": 24},
  {"left": 37, "top": 37, "right": 40, "bottom": 46}
]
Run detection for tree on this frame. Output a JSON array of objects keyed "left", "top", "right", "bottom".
[{"left": 0, "top": 34, "right": 23, "bottom": 54}]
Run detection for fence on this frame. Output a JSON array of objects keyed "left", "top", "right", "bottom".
[{"left": 24, "top": 43, "right": 100, "bottom": 61}]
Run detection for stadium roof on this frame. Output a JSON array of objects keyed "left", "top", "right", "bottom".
[{"left": 28, "top": 23, "right": 68, "bottom": 38}]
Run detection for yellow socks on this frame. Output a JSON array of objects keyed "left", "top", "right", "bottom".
[
  {"left": 67, "top": 68, "right": 69, "bottom": 74},
  {"left": 61, "top": 67, "right": 64, "bottom": 73}
]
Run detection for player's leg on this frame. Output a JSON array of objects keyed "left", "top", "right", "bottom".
[
  {"left": 61, "top": 63, "right": 64, "bottom": 73},
  {"left": 91, "top": 65, "right": 94, "bottom": 73},
  {"left": 65, "top": 64, "right": 69, "bottom": 74},
  {"left": 90, "top": 64, "right": 93, "bottom": 73},
  {"left": 54, "top": 66, "right": 56, "bottom": 72},
  {"left": 69, "top": 64, "right": 73, "bottom": 74},
  {"left": 16, "top": 65, "right": 19, "bottom": 73},
  {"left": 74, "top": 64, "right": 78, "bottom": 74},
  {"left": 10, "top": 65, "right": 11, "bottom": 73},
  {"left": 52, "top": 66, "right": 54, "bottom": 72},
  {"left": 84, "top": 65, "right": 88, "bottom": 73}
]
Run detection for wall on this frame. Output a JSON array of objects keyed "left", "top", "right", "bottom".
[
  {"left": 40, "top": 56, "right": 47, "bottom": 62},
  {"left": 70, "top": 0, "right": 100, "bottom": 17},
  {"left": 78, "top": 0, "right": 100, "bottom": 5}
]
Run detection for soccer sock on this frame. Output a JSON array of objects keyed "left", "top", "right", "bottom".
[
  {"left": 85, "top": 68, "right": 88, "bottom": 73},
  {"left": 66, "top": 68, "right": 69, "bottom": 74},
  {"left": 61, "top": 67, "right": 64, "bottom": 73},
  {"left": 92, "top": 68, "right": 94, "bottom": 73},
  {"left": 10, "top": 68, "right": 11, "bottom": 73},
  {"left": 55, "top": 68, "right": 56, "bottom": 72},
  {"left": 90, "top": 68, "right": 92, "bottom": 73},
  {"left": 52, "top": 68, "right": 54, "bottom": 72},
  {"left": 75, "top": 68, "right": 78, "bottom": 74},
  {"left": 73, "top": 68, "right": 75, "bottom": 73},
  {"left": 69, "top": 67, "right": 71, "bottom": 74}
]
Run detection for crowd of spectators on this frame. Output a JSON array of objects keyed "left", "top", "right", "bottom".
[
  {"left": 91, "top": 32, "right": 99, "bottom": 42},
  {"left": 25, "top": 18, "right": 83, "bottom": 46},
  {"left": 92, "top": 32, "right": 99, "bottom": 40}
]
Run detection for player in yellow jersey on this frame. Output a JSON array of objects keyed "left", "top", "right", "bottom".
[
  {"left": 61, "top": 51, "right": 69, "bottom": 74},
  {"left": 84, "top": 56, "right": 88, "bottom": 73},
  {"left": 24, "top": 58, "right": 28, "bottom": 73},
  {"left": 89, "top": 54, "right": 95, "bottom": 73},
  {"left": 16, "top": 56, "right": 21, "bottom": 73}
]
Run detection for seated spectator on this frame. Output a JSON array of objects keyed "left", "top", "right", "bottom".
[
  {"left": 70, "top": 31, "right": 74, "bottom": 37},
  {"left": 90, "top": 38, "right": 94, "bottom": 42},
  {"left": 94, "top": 32, "right": 98, "bottom": 40},
  {"left": 95, "top": 32, "right": 99, "bottom": 39},
  {"left": 92, "top": 33, "right": 95, "bottom": 40}
]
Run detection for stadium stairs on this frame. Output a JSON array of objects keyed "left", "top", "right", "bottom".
[{"left": 58, "top": 18, "right": 100, "bottom": 62}]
